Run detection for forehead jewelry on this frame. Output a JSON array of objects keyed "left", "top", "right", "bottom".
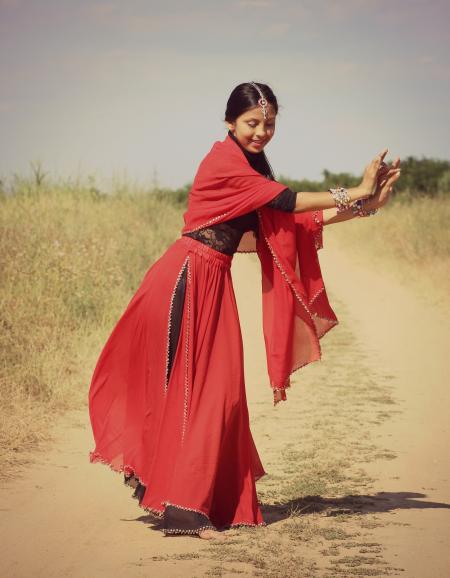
[{"left": 249, "top": 81, "right": 268, "bottom": 119}]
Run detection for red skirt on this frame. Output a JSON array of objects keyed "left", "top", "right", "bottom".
[{"left": 88, "top": 235, "right": 267, "bottom": 532}]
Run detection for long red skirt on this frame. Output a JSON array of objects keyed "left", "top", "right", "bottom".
[{"left": 88, "top": 235, "right": 267, "bottom": 532}]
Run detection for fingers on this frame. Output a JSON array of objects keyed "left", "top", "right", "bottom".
[
  {"left": 381, "top": 172, "right": 400, "bottom": 195},
  {"left": 364, "top": 151, "right": 400, "bottom": 199},
  {"left": 372, "top": 148, "right": 388, "bottom": 167},
  {"left": 379, "top": 178, "right": 395, "bottom": 200},
  {"left": 388, "top": 157, "right": 400, "bottom": 170},
  {"left": 389, "top": 170, "right": 401, "bottom": 182},
  {"left": 385, "top": 168, "right": 401, "bottom": 179},
  {"left": 379, "top": 156, "right": 400, "bottom": 174},
  {"left": 378, "top": 148, "right": 389, "bottom": 162},
  {"left": 374, "top": 164, "right": 401, "bottom": 202},
  {"left": 367, "top": 149, "right": 388, "bottom": 177}
]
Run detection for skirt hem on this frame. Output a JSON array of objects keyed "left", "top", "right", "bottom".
[{"left": 89, "top": 450, "right": 266, "bottom": 526}]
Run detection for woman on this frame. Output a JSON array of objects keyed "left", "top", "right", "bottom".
[{"left": 88, "top": 81, "right": 401, "bottom": 541}]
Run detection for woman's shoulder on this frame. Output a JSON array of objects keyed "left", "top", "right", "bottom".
[{"left": 196, "top": 135, "right": 246, "bottom": 178}]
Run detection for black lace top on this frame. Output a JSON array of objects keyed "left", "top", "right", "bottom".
[
  {"left": 182, "top": 188, "right": 296, "bottom": 255},
  {"left": 182, "top": 131, "right": 297, "bottom": 255}
]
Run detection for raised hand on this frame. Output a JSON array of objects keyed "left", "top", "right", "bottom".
[
  {"left": 359, "top": 148, "right": 389, "bottom": 198},
  {"left": 365, "top": 157, "right": 401, "bottom": 210}
]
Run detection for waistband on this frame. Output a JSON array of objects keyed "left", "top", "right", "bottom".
[{"left": 176, "top": 235, "right": 233, "bottom": 268}]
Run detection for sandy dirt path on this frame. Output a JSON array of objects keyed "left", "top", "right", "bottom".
[
  {"left": 320, "top": 237, "right": 450, "bottom": 577},
  {"left": 0, "top": 235, "right": 449, "bottom": 578}
]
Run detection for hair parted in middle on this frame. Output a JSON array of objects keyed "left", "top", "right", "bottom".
[{"left": 224, "top": 82, "right": 279, "bottom": 123}]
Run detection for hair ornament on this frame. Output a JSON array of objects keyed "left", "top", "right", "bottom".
[{"left": 249, "top": 81, "right": 268, "bottom": 119}]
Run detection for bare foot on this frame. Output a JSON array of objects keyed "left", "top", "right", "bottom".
[{"left": 198, "top": 528, "right": 228, "bottom": 541}]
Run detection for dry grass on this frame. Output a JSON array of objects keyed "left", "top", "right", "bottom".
[
  {"left": 0, "top": 178, "right": 182, "bottom": 475},
  {"left": 328, "top": 193, "right": 450, "bottom": 309}
]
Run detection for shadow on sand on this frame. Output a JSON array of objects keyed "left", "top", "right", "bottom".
[
  {"left": 260, "top": 491, "right": 450, "bottom": 524},
  {"left": 132, "top": 491, "right": 450, "bottom": 533}
]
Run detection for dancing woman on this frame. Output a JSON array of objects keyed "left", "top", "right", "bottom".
[{"left": 88, "top": 82, "right": 401, "bottom": 540}]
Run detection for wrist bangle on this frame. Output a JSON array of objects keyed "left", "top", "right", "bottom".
[
  {"left": 329, "top": 187, "right": 351, "bottom": 213},
  {"left": 351, "top": 199, "right": 379, "bottom": 217}
]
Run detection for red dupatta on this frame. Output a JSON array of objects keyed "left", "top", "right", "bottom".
[{"left": 181, "top": 133, "right": 338, "bottom": 403}]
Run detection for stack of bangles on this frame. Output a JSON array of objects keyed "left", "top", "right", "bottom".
[{"left": 328, "top": 186, "right": 378, "bottom": 217}]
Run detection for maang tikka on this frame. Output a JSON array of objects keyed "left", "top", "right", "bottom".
[{"left": 249, "top": 81, "right": 268, "bottom": 119}]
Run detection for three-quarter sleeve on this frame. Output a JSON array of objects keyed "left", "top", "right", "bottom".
[{"left": 265, "top": 188, "right": 297, "bottom": 212}]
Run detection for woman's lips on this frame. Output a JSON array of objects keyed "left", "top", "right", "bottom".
[{"left": 251, "top": 140, "right": 264, "bottom": 147}]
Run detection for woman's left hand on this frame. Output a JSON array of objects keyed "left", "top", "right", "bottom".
[{"left": 364, "top": 157, "right": 401, "bottom": 211}]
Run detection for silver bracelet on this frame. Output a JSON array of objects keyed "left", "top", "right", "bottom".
[
  {"left": 329, "top": 186, "right": 351, "bottom": 213},
  {"left": 351, "top": 198, "right": 378, "bottom": 217}
]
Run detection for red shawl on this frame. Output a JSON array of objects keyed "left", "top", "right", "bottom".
[{"left": 181, "top": 133, "right": 338, "bottom": 402}]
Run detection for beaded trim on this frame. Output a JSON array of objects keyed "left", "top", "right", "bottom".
[
  {"left": 256, "top": 209, "right": 325, "bottom": 392},
  {"left": 89, "top": 451, "right": 164, "bottom": 517},
  {"left": 163, "top": 520, "right": 267, "bottom": 535},
  {"left": 316, "top": 314, "right": 340, "bottom": 338},
  {"left": 162, "top": 500, "right": 218, "bottom": 535},
  {"left": 163, "top": 500, "right": 210, "bottom": 517},
  {"left": 90, "top": 451, "right": 140, "bottom": 480},
  {"left": 90, "top": 452, "right": 268, "bottom": 534},
  {"left": 256, "top": 210, "right": 317, "bottom": 335},
  {"left": 183, "top": 211, "right": 233, "bottom": 234},
  {"left": 309, "top": 286, "right": 325, "bottom": 306},
  {"left": 272, "top": 384, "right": 291, "bottom": 393},
  {"left": 139, "top": 503, "right": 165, "bottom": 517},
  {"left": 228, "top": 520, "right": 267, "bottom": 528},
  {"left": 164, "top": 256, "right": 190, "bottom": 395},
  {"left": 236, "top": 248, "right": 257, "bottom": 254},
  {"left": 163, "top": 525, "right": 217, "bottom": 536},
  {"left": 308, "top": 210, "right": 324, "bottom": 306},
  {"left": 312, "top": 209, "right": 323, "bottom": 251},
  {"left": 181, "top": 257, "right": 192, "bottom": 443},
  {"left": 271, "top": 356, "right": 323, "bottom": 406}
]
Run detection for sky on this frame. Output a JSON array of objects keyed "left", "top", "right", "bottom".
[{"left": 1, "top": 0, "right": 449, "bottom": 190}]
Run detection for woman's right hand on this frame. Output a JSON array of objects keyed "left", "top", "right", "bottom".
[
  {"left": 364, "top": 157, "right": 402, "bottom": 211},
  {"left": 357, "top": 148, "right": 390, "bottom": 199}
]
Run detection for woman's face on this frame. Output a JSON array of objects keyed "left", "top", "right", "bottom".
[{"left": 226, "top": 104, "right": 276, "bottom": 153}]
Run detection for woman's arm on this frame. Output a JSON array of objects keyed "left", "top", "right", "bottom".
[
  {"left": 292, "top": 148, "right": 397, "bottom": 214},
  {"left": 292, "top": 186, "right": 366, "bottom": 213},
  {"left": 320, "top": 158, "right": 402, "bottom": 226},
  {"left": 322, "top": 206, "right": 357, "bottom": 225}
]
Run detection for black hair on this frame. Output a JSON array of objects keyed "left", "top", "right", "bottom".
[
  {"left": 224, "top": 82, "right": 278, "bottom": 123},
  {"left": 225, "top": 81, "right": 278, "bottom": 180}
]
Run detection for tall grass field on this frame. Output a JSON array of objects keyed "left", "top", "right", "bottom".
[{"left": 0, "top": 178, "right": 182, "bottom": 475}]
